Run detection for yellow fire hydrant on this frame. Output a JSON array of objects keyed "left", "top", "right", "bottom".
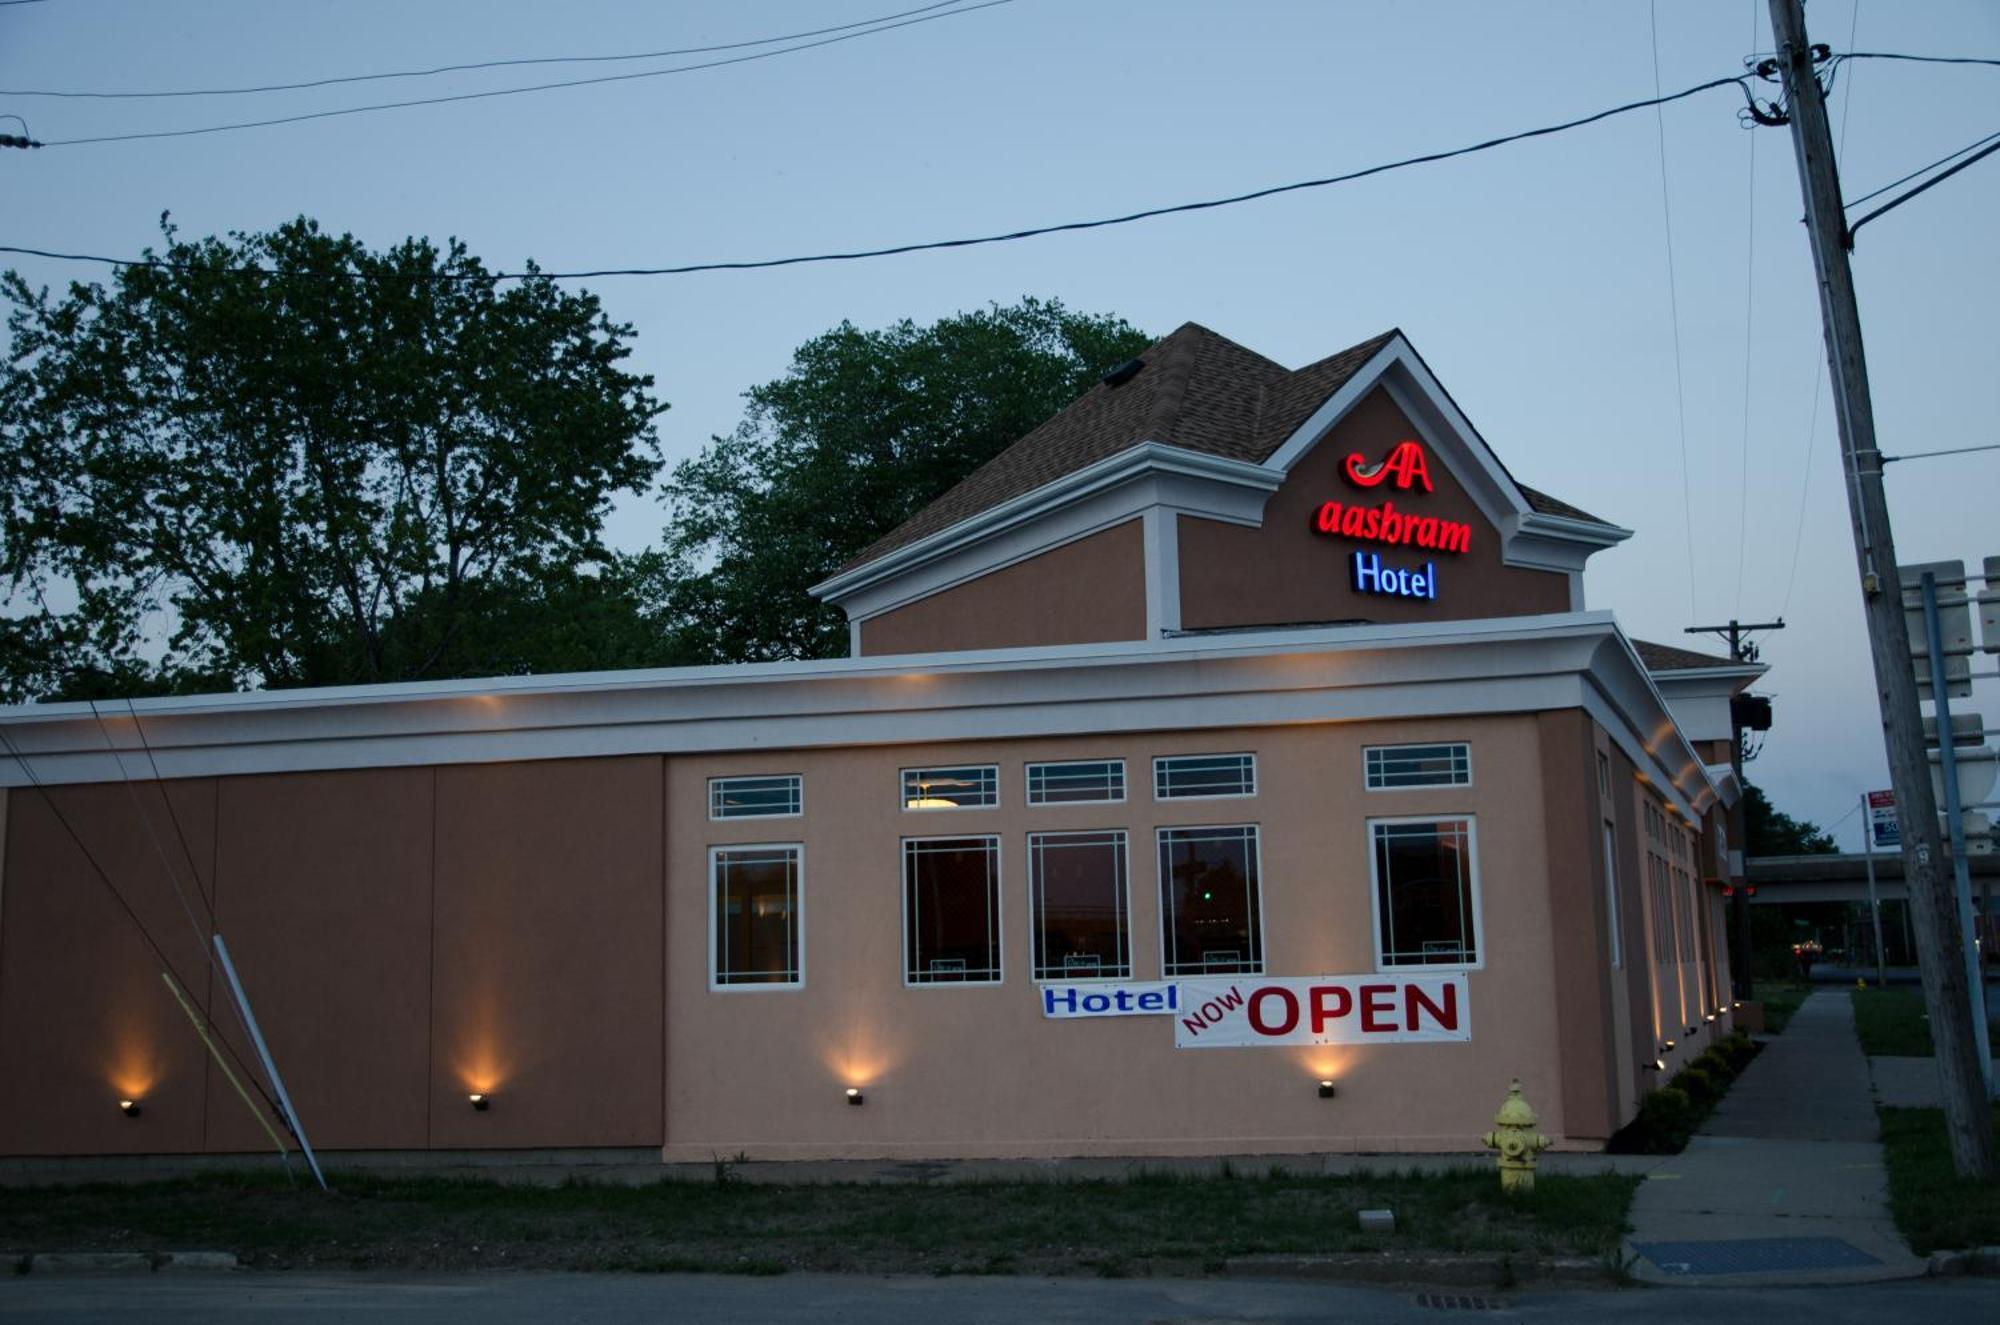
[{"left": 1481, "top": 1079, "right": 1551, "bottom": 1192}]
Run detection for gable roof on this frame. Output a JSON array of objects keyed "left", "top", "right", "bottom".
[{"left": 843, "top": 322, "right": 1611, "bottom": 574}]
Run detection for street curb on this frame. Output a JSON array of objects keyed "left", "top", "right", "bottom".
[
  {"left": 19, "top": 1251, "right": 239, "bottom": 1274},
  {"left": 1927, "top": 1246, "right": 2000, "bottom": 1277},
  {"left": 1221, "top": 1252, "right": 1616, "bottom": 1287}
]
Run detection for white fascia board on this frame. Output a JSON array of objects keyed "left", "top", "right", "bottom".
[
  {"left": 810, "top": 442, "right": 1277, "bottom": 611},
  {"left": 1, "top": 611, "right": 1697, "bottom": 792},
  {"left": 1648, "top": 663, "right": 1767, "bottom": 693},
  {"left": 1705, "top": 762, "right": 1743, "bottom": 807},
  {"left": 1583, "top": 634, "right": 1728, "bottom": 817}
]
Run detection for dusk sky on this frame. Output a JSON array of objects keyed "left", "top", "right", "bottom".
[{"left": 3, "top": 0, "right": 1996, "bottom": 844}]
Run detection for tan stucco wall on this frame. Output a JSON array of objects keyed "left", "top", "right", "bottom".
[
  {"left": 666, "top": 715, "right": 1583, "bottom": 1160},
  {"left": 0, "top": 759, "right": 664, "bottom": 1157},
  {"left": 857, "top": 520, "right": 1147, "bottom": 656},
  {"left": 1178, "top": 388, "right": 1572, "bottom": 630},
  {"left": 1536, "top": 712, "right": 1620, "bottom": 1140}
]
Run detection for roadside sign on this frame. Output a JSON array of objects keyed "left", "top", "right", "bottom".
[{"left": 1868, "top": 789, "right": 1899, "bottom": 849}]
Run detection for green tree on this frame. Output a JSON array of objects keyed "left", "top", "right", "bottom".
[
  {"left": 1743, "top": 781, "right": 1839, "bottom": 855},
  {"left": 0, "top": 218, "right": 669, "bottom": 698},
  {"left": 661, "top": 298, "right": 1154, "bottom": 662}
]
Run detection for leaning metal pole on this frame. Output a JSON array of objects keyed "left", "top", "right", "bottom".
[{"left": 1766, "top": 0, "right": 1994, "bottom": 1176}]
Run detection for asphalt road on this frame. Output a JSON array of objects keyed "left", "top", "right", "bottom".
[{"left": 3, "top": 1273, "right": 1998, "bottom": 1323}]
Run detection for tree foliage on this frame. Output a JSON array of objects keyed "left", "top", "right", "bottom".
[
  {"left": 0, "top": 218, "right": 669, "bottom": 698},
  {"left": 1744, "top": 781, "right": 1839, "bottom": 856},
  {"left": 661, "top": 298, "right": 1154, "bottom": 662}
]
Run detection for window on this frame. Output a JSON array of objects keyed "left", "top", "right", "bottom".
[
  {"left": 1364, "top": 742, "right": 1471, "bottom": 790},
  {"left": 1157, "top": 825, "right": 1263, "bottom": 975},
  {"left": 1029, "top": 830, "right": 1130, "bottom": 981},
  {"left": 708, "top": 774, "right": 802, "bottom": 820},
  {"left": 902, "top": 765, "right": 998, "bottom": 810},
  {"left": 1596, "top": 751, "right": 1612, "bottom": 798},
  {"left": 1026, "top": 759, "right": 1126, "bottom": 806},
  {"left": 1371, "top": 818, "right": 1479, "bottom": 967},
  {"left": 710, "top": 845, "right": 802, "bottom": 988},
  {"left": 903, "top": 836, "right": 1002, "bottom": 984},
  {"left": 1154, "top": 753, "right": 1256, "bottom": 800}
]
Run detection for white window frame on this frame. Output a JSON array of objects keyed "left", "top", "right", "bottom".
[
  {"left": 900, "top": 764, "right": 1000, "bottom": 812},
  {"left": 1152, "top": 753, "right": 1258, "bottom": 802},
  {"left": 707, "top": 773, "right": 804, "bottom": 821},
  {"left": 900, "top": 833, "right": 1004, "bottom": 988},
  {"left": 1366, "top": 814, "right": 1484, "bottom": 972},
  {"left": 1362, "top": 742, "right": 1472, "bottom": 791},
  {"left": 1027, "top": 828, "right": 1133, "bottom": 983},
  {"left": 1024, "top": 758, "right": 1128, "bottom": 807},
  {"left": 1155, "top": 822, "right": 1267, "bottom": 978},
  {"left": 707, "top": 842, "right": 804, "bottom": 993}
]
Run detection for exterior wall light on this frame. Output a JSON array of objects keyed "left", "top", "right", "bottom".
[
  {"left": 1662, "top": 1039, "right": 1676, "bottom": 1050},
  {"left": 468, "top": 1093, "right": 490, "bottom": 1111},
  {"left": 1686, "top": 1025, "right": 1698, "bottom": 1036},
  {"left": 846, "top": 1087, "right": 864, "bottom": 1106},
  {"left": 1317, "top": 1079, "right": 1337, "bottom": 1099},
  {"left": 119, "top": 1099, "right": 142, "bottom": 1118},
  {"left": 1652, "top": 1058, "right": 1667, "bottom": 1072}
]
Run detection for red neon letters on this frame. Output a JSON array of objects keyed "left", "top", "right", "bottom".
[
  {"left": 1314, "top": 499, "right": 1471, "bottom": 554},
  {"left": 1344, "top": 440, "right": 1433, "bottom": 492}
]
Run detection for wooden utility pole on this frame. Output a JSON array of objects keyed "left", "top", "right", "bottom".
[{"left": 1765, "top": 0, "right": 1995, "bottom": 1177}]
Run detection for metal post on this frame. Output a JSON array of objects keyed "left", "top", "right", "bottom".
[
  {"left": 1861, "top": 791, "right": 1886, "bottom": 985},
  {"left": 213, "top": 935, "right": 329, "bottom": 1190},
  {"left": 1922, "top": 572, "right": 1994, "bottom": 1093}
]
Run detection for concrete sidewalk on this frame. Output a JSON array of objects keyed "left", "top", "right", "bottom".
[{"left": 1624, "top": 991, "right": 1926, "bottom": 1287}]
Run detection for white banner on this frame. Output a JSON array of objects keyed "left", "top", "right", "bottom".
[{"left": 1172, "top": 973, "right": 1470, "bottom": 1048}]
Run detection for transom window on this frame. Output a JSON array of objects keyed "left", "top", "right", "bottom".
[
  {"left": 708, "top": 774, "right": 802, "bottom": 820},
  {"left": 710, "top": 845, "right": 802, "bottom": 988},
  {"left": 902, "top": 765, "right": 998, "bottom": 810},
  {"left": 1026, "top": 759, "right": 1126, "bottom": 806},
  {"left": 1157, "top": 825, "right": 1263, "bottom": 975},
  {"left": 1364, "top": 743, "right": 1470, "bottom": 790},
  {"left": 1153, "top": 753, "right": 1256, "bottom": 800},
  {"left": 1371, "top": 818, "right": 1479, "bottom": 968},
  {"left": 1029, "top": 830, "right": 1130, "bottom": 981},
  {"left": 903, "top": 836, "right": 1002, "bottom": 984}
]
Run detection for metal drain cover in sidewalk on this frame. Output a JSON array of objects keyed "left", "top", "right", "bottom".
[{"left": 1632, "top": 1237, "right": 1882, "bottom": 1275}]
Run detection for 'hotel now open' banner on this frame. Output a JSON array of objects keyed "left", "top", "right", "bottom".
[{"left": 1172, "top": 974, "right": 1470, "bottom": 1048}]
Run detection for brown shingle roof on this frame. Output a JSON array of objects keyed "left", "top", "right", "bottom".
[
  {"left": 841, "top": 322, "right": 1615, "bottom": 575},
  {"left": 1632, "top": 639, "right": 1745, "bottom": 672}
]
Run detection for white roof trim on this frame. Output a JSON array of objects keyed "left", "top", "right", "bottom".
[
  {"left": 810, "top": 442, "right": 1277, "bottom": 605},
  {"left": 0, "top": 610, "right": 1718, "bottom": 817}
]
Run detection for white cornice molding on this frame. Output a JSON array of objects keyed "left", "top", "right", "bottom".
[
  {"left": 810, "top": 442, "right": 1278, "bottom": 609},
  {"left": 0, "top": 611, "right": 1713, "bottom": 814}
]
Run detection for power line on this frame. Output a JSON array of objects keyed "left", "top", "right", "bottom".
[
  {"left": 1835, "top": 52, "right": 2000, "bottom": 69},
  {"left": 32, "top": 1, "right": 1017, "bottom": 147},
  {"left": 1846, "top": 134, "right": 2000, "bottom": 244},
  {"left": 1, "top": 72, "right": 1763, "bottom": 282},
  {"left": 1, "top": 0, "right": 972, "bottom": 99},
  {"left": 1845, "top": 128, "right": 2000, "bottom": 209},
  {"left": 1648, "top": 0, "right": 1700, "bottom": 623}
]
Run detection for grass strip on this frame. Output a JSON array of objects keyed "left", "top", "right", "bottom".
[
  {"left": 0, "top": 1166, "right": 1639, "bottom": 1276},
  {"left": 1853, "top": 985, "right": 1999, "bottom": 1058},
  {"left": 1877, "top": 1104, "right": 2000, "bottom": 1255},
  {"left": 1757, "top": 981, "right": 1813, "bottom": 1035}
]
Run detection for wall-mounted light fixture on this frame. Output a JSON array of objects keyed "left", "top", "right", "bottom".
[
  {"left": 1663, "top": 1039, "right": 1676, "bottom": 1050},
  {"left": 468, "top": 1093, "right": 490, "bottom": 1112},
  {"left": 1652, "top": 1058, "right": 1667, "bottom": 1072},
  {"left": 1705, "top": 1013, "right": 1717, "bottom": 1023},
  {"left": 1317, "top": 1079, "right": 1337, "bottom": 1099},
  {"left": 1686, "top": 1025, "right": 1698, "bottom": 1036},
  {"left": 845, "top": 1087, "right": 864, "bottom": 1107},
  {"left": 119, "top": 1099, "right": 142, "bottom": 1118}
]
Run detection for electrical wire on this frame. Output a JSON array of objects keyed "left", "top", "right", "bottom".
[
  {"left": 1845, "top": 128, "right": 2000, "bottom": 209},
  {"left": 1648, "top": 0, "right": 1700, "bottom": 624},
  {"left": 1846, "top": 135, "right": 2000, "bottom": 243},
  {"left": 1, "top": 0, "right": 972, "bottom": 99},
  {"left": 1732, "top": 0, "right": 1759, "bottom": 618},
  {"left": 32, "top": 1, "right": 1016, "bottom": 147},
  {"left": 1835, "top": 52, "right": 2000, "bottom": 69},
  {"left": 0, "top": 72, "right": 1763, "bottom": 282}
]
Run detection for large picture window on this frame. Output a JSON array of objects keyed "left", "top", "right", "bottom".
[
  {"left": 710, "top": 844, "right": 802, "bottom": 988},
  {"left": 903, "top": 836, "right": 1002, "bottom": 984},
  {"left": 1157, "top": 825, "right": 1263, "bottom": 975},
  {"left": 1371, "top": 818, "right": 1479, "bottom": 968},
  {"left": 1029, "top": 830, "right": 1130, "bottom": 981}
]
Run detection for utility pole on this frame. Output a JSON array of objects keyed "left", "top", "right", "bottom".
[
  {"left": 1686, "top": 618, "right": 1783, "bottom": 1002},
  {"left": 1765, "top": 0, "right": 1996, "bottom": 1177}
]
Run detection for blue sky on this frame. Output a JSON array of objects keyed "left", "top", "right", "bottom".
[{"left": 3, "top": 0, "right": 1997, "bottom": 842}]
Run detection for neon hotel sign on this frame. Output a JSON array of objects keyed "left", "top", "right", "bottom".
[{"left": 1312, "top": 440, "right": 1469, "bottom": 601}]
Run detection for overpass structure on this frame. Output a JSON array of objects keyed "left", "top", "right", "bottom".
[{"left": 1746, "top": 853, "right": 2000, "bottom": 905}]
